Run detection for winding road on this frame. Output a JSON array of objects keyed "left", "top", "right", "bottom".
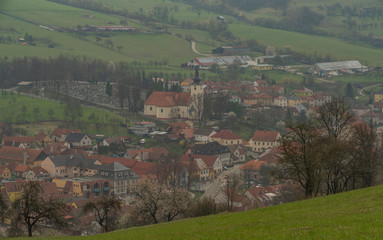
[{"left": 190, "top": 40, "right": 211, "bottom": 57}]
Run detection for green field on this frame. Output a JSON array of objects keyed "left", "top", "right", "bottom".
[
  {"left": 17, "top": 184, "right": 383, "bottom": 239},
  {"left": 0, "top": 0, "right": 196, "bottom": 66},
  {"left": 0, "top": 0, "right": 382, "bottom": 78},
  {"left": 0, "top": 92, "right": 124, "bottom": 124},
  {"left": 230, "top": 24, "right": 383, "bottom": 67}
]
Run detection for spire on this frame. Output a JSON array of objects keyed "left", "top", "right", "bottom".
[{"left": 193, "top": 68, "right": 201, "bottom": 85}]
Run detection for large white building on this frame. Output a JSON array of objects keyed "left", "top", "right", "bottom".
[{"left": 144, "top": 70, "right": 204, "bottom": 120}]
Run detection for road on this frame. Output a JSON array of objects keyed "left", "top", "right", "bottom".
[
  {"left": 202, "top": 165, "right": 240, "bottom": 204},
  {"left": 359, "top": 83, "right": 382, "bottom": 97},
  {"left": 190, "top": 40, "right": 211, "bottom": 57}
]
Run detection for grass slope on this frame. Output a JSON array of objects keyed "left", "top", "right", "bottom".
[
  {"left": 0, "top": 0, "right": 196, "bottom": 65},
  {"left": 0, "top": 93, "right": 123, "bottom": 124},
  {"left": 25, "top": 185, "right": 383, "bottom": 240}
]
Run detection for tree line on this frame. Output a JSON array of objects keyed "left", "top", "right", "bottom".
[{"left": 279, "top": 99, "right": 382, "bottom": 198}]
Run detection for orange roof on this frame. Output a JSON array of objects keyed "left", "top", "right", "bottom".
[
  {"left": 51, "top": 128, "right": 81, "bottom": 137},
  {"left": 35, "top": 131, "right": 47, "bottom": 142},
  {"left": 145, "top": 91, "right": 191, "bottom": 107},
  {"left": 3, "top": 136, "right": 35, "bottom": 144},
  {"left": 251, "top": 130, "right": 280, "bottom": 142},
  {"left": 193, "top": 155, "right": 217, "bottom": 167},
  {"left": 212, "top": 130, "right": 242, "bottom": 140},
  {"left": 4, "top": 181, "right": 26, "bottom": 192},
  {"left": 43, "top": 141, "right": 70, "bottom": 155},
  {"left": 14, "top": 164, "right": 29, "bottom": 172},
  {"left": 131, "top": 161, "right": 157, "bottom": 178},
  {"left": 0, "top": 146, "right": 44, "bottom": 165},
  {"left": 240, "top": 160, "right": 266, "bottom": 171},
  {"left": 259, "top": 148, "right": 282, "bottom": 164}
]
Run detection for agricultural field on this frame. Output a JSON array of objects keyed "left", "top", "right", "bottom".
[
  {"left": 230, "top": 24, "right": 383, "bottom": 67},
  {"left": 1, "top": 0, "right": 382, "bottom": 79},
  {"left": 0, "top": 92, "right": 124, "bottom": 125},
  {"left": 19, "top": 184, "right": 383, "bottom": 240},
  {"left": 0, "top": 0, "right": 196, "bottom": 66}
]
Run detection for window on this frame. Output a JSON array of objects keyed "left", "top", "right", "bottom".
[
  {"left": 150, "top": 107, "right": 152, "bottom": 111},
  {"left": 161, "top": 109, "right": 163, "bottom": 113}
]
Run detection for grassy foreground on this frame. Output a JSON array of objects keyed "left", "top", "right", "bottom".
[{"left": 21, "top": 184, "right": 383, "bottom": 240}]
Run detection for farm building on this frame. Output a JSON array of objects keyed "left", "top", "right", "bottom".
[
  {"left": 212, "top": 46, "right": 251, "bottom": 55},
  {"left": 187, "top": 56, "right": 253, "bottom": 69},
  {"left": 310, "top": 60, "right": 368, "bottom": 77}
]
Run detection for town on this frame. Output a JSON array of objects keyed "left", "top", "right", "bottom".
[{"left": 0, "top": 54, "right": 383, "bottom": 236}]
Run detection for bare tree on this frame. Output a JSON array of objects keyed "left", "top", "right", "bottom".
[
  {"left": 190, "top": 93, "right": 204, "bottom": 124},
  {"left": 222, "top": 173, "right": 242, "bottom": 211},
  {"left": 279, "top": 122, "right": 323, "bottom": 198},
  {"left": 350, "top": 122, "right": 381, "bottom": 189},
  {"left": 317, "top": 99, "right": 354, "bottom": 194},
  {"left": 133, "top": 180, "right": 191, "bottom": 224},
  {"left": 82, "top": 196, "right": 122, "bottom": 233},
  {"left": 9, "top": 181, "right": 69, "bottom": 237},
  {"left": 318, "top": 98, "right": 353, "bottom": 139},
  {"left": 0, "top": 188, "right": 8, "bottom": 222}
]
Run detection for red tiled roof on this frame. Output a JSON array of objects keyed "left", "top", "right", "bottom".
[
  {"left": 193, "top": 155, "right": 217, "bottom": 167},
  {"left": 14, "top": 165, "right": 29, "bottom": 172},
  {"left": 29, "top": 166, "right": 49, "bottom": 175},
  {"left": 0, "top": 146, "right": 44, "bottom": 165},
  {"left": 258, "top": 148, "right": 282, "bottom": 165},
  {"left": 240, "top": 160, "right": 266, "bottom": 171},
  {"left": 182, "top": 128, "right": 195, "bottom": 139},
  {"left": 131, "top": 161, "right": 157, "bottom": 178},
  {"left": 211, "top": 130, "right": 242, "bottom": 140},
  {"left": 145, "top": 91, "right": 191, "bottom": 107},
  {"left": 251, "top": 130, "right": 280, "bottom": 142},
  {"left": 103, "top": 137, "right": 122, "bottom": 145},
  {"left": 52, "top": 128, "right": 81, "bottom": 137},
  {"left": 3, "top": 136, "right": 35, "bottom": 144},
  {"left": 35, "top": 131, "right": 47, "bottom": 142},
  {"left": 59, "top": 149, "right": 89, "bottom": 157},
  {"left": 43, "top": 141, "right": 70, "bottom": 155},
  {"left": 4, "top": 181, "right": 26, "bottom": 192},
  {"left": 41, "top": 182, "right": 59, "bottom": 196}
]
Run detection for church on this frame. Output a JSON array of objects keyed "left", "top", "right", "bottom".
[{"left": 144, "top": 70, "right": 204, "bottom": 120}]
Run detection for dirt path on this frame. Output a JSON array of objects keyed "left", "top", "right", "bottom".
[
  {"left": 359, "top": 83, "right": 382, "bottom": 96},
  {"left": 190, "top": 40, "right": 211, "bottom": 57}
]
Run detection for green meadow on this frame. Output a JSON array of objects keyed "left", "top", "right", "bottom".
[
  {"left": 229, "top": 24, "right": 383, "bottom": 67},
  {"left": 0, "top": 92, "right": 124, "bottom": 124},
  {"left": 17, "top": 184, "right": 383, "bottom": 239}
]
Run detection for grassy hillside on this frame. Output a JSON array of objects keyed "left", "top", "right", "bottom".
[
  {"left": 21, "top": 184, "right": 383, "bottom": 240},
  {"left": 0, "top": 0, "right": 196, "bottom": 66},
  {"left": 0, "top": 93, "right": 123, "bottom": 124},
  {"left": 1, "top": 0, "right": 383, "bottom": 73}
]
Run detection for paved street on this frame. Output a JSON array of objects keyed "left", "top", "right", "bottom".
[{"left": 202, "top": 165, "right": 240, "bottom": 203}]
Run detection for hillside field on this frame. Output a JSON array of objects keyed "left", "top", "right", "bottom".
[
  {"left": 0, "top": 92, "right": 124, "bottom": 124},
  {"left": 17, "top": 184, "right": 383, "bottom": 240},
  {"left": 1, "top": 0, "right": 382, "bottom": 70}
]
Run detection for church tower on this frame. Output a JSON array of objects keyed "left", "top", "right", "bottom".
[{"left": 190, "top": 68, "right": 203, "bottom": 97}]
